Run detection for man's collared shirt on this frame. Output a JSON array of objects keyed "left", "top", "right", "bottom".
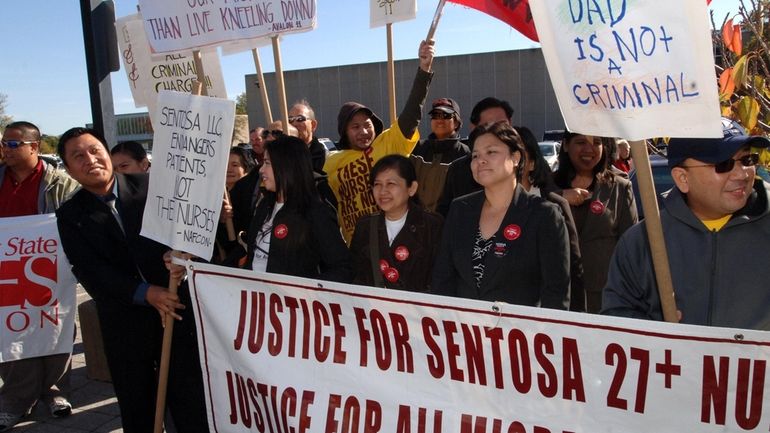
[{"left": 0, "top": 159, "right": 44, "bottom": 217}]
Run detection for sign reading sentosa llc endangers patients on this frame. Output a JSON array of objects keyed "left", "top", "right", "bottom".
[{"left": 140, "top": 90, "right": 235, "bottom": 259}]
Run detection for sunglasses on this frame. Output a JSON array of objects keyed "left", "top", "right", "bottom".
[
  {"left": 680, "top": 153, "right": 760, "bottom": 174},
  {"left": 288, "top": 115, "right": 309, "bottom": 123},
  {"left": 261, "top": 130, "right": 283, "bottom": 138},
  {"left": 430, "top": 112, "right": 454, "bottom": 120},
  {"left": 1, "top": 139, "right": 38, "bottom": 149}
]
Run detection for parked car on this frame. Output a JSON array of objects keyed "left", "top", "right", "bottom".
[
  {"left": 629, "top": 154, "right": 674, "bottom": 219},
  {"left": 542, "top": 129, "right": 565, "bottom": 142},
  {"left": 538, "top": 141, "right": 560, "bottom": 171},
  {"left": 318, "top": 138, "right": 337, "bottom": 155}
]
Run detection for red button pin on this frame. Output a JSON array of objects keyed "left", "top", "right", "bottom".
[
  {"left": 590, "top": 200, "right": 605, "bottom": 215},
  {"left": 394, "top": 245, "right": 410, "bottom": 261},
  {"left": 384, "top": 267, "right": 400, "bottom": 283},
  {"left": 273, "top": 224, "right": 288, "bottom": 239},
  {"left": 503, "top": 224, "right": 521, "bottom": 241},
  {"left": 379, "top": 259, "right": 389, "bottom": 273}
]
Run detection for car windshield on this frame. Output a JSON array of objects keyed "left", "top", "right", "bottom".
[{"left": 539, "top": 144, "right": 556, "bottom": 156}]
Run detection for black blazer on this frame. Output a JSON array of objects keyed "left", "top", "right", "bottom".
[
  {"left": 432, "top": 186, "right": 570, "bottom": 309},
  {"left": 350, "top": 203, "right": 443, "bottom": 293},
  {"left": 245, "top": 194, "right": 352, "bottom": 283}
]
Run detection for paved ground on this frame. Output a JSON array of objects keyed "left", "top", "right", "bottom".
[{"left": 3, "top": 288, "right": 124, "bottom": 433}]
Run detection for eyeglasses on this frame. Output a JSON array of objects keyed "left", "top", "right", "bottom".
[
  {"left": 261, "top": 130, "right": 283, "bottom": 138},
  {"left": 680, "top": 153, "right": 760, "bottom": 174},
  {"left": 430, "top": 112, "right": 454, "bottom": 120},
  {"left": 1, "top": 139, "right": 38, "bottom": 149},
  {"left": 288, "top": 115, "right": 309, "bottom": 123}
]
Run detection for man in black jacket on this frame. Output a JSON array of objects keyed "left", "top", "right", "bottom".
[{"left": 55, "top": 127, "right": 209, "bottom": 433}]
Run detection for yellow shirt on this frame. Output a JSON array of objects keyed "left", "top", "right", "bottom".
[
  {"left": 324, "top": 123, "right": 419, "bottom": 243},
  {"left": 702, "top": 215, "right": 732, "bottom": 232}
]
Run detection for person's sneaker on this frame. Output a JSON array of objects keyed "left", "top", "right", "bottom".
[
  {"left": 49, "top": 398, "right": 72, "bottom": 418},
  {"left": 0, "top": 411, "right": 25, "bottom": 432}
]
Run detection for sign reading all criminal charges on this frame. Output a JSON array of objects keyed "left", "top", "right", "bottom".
[{"left": 140, "top": 90, "right": 235, "bottom": 259}]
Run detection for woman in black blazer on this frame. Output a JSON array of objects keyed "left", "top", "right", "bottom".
[
  {"left": 349, "top": 154, "right": 443, "bottom": 292},
  {"left": 432, "top": 121, "right": 570, "bottom": 309},
  {"left": 245, "top": 136, "right": 352, "bottom": 283}
]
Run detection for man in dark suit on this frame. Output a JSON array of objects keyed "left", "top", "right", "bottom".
[{"left": 54, "top": 127, "right": 208, "bottom": 433}]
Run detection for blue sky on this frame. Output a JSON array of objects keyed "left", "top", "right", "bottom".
[{"left": 0, "top": 0, "right": 741, "bottom": 135}]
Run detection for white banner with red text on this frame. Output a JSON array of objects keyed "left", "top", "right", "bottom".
[
  {"left": 188, "top": 262, "right": 770, "bottom": 433},
  {"left": 137, "top": 0, "right": 316, "bottom": 53},
  {"left": 0, "top": 214, "right": 76, "bottom": 363}
]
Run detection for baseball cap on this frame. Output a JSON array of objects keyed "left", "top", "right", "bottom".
[
  {"left": 430, "top": 98, "right": 460, "bottom": 116},
  {"left": 667, "top": 117, "right": 770, "bottom": 168}
]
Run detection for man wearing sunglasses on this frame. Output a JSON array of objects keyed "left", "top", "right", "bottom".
[
  {"left": 289, "top": 100, "right": 326, "bottom": 173},
  {"left": 0, "top": 121, "right": 79, "bottom": 431},
  {"left": 603, "top": 118, "right": 770, "bottom": 330}
]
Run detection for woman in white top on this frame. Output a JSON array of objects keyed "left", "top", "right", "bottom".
[{"left": 244, "top": 136, "right": 351, "bottom": 283}]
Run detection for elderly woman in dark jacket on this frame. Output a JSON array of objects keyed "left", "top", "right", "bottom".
[
  {"left": 245, "top": 136, "right": 351, "bottom": 283},
  {"left": 350, "top": 155, "right": 443, "bottom": 292}
]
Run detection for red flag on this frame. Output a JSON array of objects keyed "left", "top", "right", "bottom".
[{"left": 447, "top": 0, "right": 539, "bottom": 42}]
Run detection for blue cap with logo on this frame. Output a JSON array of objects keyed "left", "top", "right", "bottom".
[{"left": 667, "top": 117, "right": 770, "bottom": 168}]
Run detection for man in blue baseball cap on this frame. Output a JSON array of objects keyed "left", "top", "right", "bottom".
[{"left": 602, "top": 118, "right": 770, "bottom": 330}]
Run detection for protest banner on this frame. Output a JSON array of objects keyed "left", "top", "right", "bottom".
[
  {"left": 188, "top": 262, "right": 770, "bottom": 433},
  {"left": 116, "top": 13, "right": 228, "bottom": 121},
  {"left": 529, "top": 0, "right": 721, "bottom": 140},
  {"left": 137, "top": 0, "right": 317, "bottom": 54},
  {"left": 0, "top": 214, "right": 76, "bottom": 363},
  {"left": 140, "top": 90, "right": 235, "bottom": 260},
  {"left": 370, "top": 0, "right": 417, "bottom": 28}
]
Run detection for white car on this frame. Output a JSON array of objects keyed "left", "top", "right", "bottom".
[{"left": 538, "top": 141, "right": 560, "bottom": 171}]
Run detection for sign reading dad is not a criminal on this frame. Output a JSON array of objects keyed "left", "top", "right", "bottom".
[
  {"left": 137, "top": 0, "right": 316, "bottom": 53},
  {"left": 140, "top": 90, "right": 235, "bottom": 259},
  {"left": 529, "top": 0, "right": 722, "bottom": 140}
]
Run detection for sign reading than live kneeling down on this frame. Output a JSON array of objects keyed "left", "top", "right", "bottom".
[
  {"left": 529, "top": 0, "right": 722, "bottom": 140},
  {"left": 137, "top": 0, "right": 317, "bottom": 53},
  {"left": 140, "top": 90, "right": 235, "bottom": 259}
]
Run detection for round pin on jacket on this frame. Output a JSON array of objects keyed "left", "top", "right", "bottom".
[
  {"left": 590, "top": 200, "right": 605, "bottom": 215},
  {"left": 394, "top": 245, "right": 410, "bottom": 261},
  {"left": 503, "top": 224, "right": 521, "bottom": 241},
  {"left": 379, "top": 259, "right": 389, "bottom": 273},
  {"left": 384, "top": 267, "right": 400, "bottom": 283},
  {"left": 273, "top": 224, "right": 288, "bottom": 239}
]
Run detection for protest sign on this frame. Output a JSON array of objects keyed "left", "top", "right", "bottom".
[
  {"left": 370, "top": 0, "right": 417, "bottom": 28},
  {"left": 116, "top": 14, "right": 227, "bottom": 120},
  {"left": 529, "top": 0, "right": 722, "bottom": 140},
  {"left": 140, "top": 90, "right": 235, "bottom": 260},
  {"left": 0, "top": 214, "right": 76, "bottom": 362},
  {"left": 188, "top": 262, "right": 770, "bottom": 433},
  {"left": 137, "top": 0, "right": 316, "bottom": 53}
]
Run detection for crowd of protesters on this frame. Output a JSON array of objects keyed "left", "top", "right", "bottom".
[{"left": 2, "top": 38, "right": 770, "bottom": 433}]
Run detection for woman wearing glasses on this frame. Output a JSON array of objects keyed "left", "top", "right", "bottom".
[
  {"left": 554, "top": 133, "right": 638, "bottom": 313},
  {"left": 245, "top": 135, "right": 352, "bottom": 283}
]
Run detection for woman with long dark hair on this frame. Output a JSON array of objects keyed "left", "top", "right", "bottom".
[
  {"left": 554, "top": 132, "right": 638, "bottom": 313},
  {"left": 515, "top": 126, "right": 585, "bottom": 312},
  {"left": 432, "top": 121, "right": 570, "bottom": 309},
  {"left": 245, "top": 136, "right": 351, "bottom": 282},
  {"left": 349, "top": 154, "right": 443, "bottom": 292}
]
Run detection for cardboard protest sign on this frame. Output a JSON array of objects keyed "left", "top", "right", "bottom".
[
  {"left": 370, "top": 0, "right": 417, "bottom": 28},
  {"left": 529, "top": 0, "right": 722, "bottom": 140},
  {"left": 116, "top": 14, "right": 227, "bottom": 120},
  {"left": 0, "top": 214, "right": 76, "bottom": 362},
  {"left": 188, "top": 262, "right": 770, "bottom": 433},
  {"left": 137, "top": 0, "right": 316, "bottom": 53},
  {"left": 220, "top": 36, "right": 271, "bottom": 57},
  {"left": 140, "top": 90, "right": 235, "bottom": 259}
]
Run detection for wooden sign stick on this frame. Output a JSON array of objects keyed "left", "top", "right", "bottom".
[
  {"left": 387, "top": 23, "right": 397, "bottom": 125},
  {"left": 252, "top": 47, "right": 273, "bottom": 127},
  {"left": 271, "top": 36, "right": 290, "bottom": 129},
  {"left": 629, "top": 140, "right": 679, "bottom": 323}
]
